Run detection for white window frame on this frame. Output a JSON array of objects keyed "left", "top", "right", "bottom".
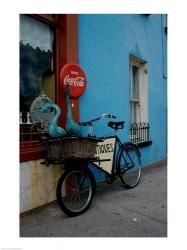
[
  {"left": 129, "top": 55, "right": 148, "bottom": 124},
  {"left": 129, "top": 55, "right": 148, "bottom": 143},
  {"left": 130, "top": 63, "right": 140, "bottom": 123}
]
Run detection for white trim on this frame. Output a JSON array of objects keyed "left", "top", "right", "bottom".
[{"left": 129, "top": 55, "right": 148, "bottom": 124}]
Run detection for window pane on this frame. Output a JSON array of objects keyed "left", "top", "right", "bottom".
[
  {"left": 130, "top": 102, "right": 137, "bottom": 123},
  {"left": 20, "top": 15, "right": 55, "bottom": 116},
  {"left": 131, "top": 65, "right": 139, "bottom": 99}
]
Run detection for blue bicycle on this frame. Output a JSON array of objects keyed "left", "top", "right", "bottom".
[{"left": 55, "top": 114, "right": 142, "bottom": 216}]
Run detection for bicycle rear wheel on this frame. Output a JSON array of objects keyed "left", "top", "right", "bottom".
[
  {"left": 56, "top": 167, "right": 95, "bottom": 216},
  {"left": 118, "top": 144, "right": 141, "bottom": 189}
]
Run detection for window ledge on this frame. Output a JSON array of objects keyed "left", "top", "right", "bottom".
[
  {"left": 135, "top": 140, "right": 152, "bottom": 148},
  {"left": 20, "top": 141, "right": 45, "bottom": 162}
]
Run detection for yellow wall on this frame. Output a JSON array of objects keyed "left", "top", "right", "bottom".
[{"left": 20, "top": 159, "right": 64, "bottom": 213}]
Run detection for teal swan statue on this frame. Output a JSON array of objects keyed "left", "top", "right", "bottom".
[
  {"left": 41, "top": 103, "right": 67, "bottom": 138},
  {"left": 65, "top": 85, "right": 82, "bottom": 137}
]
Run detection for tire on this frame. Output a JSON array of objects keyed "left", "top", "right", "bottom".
[
  {"left": 56, "top": 167, "right": 95, "bottom": 216},
  {"left": 118, "top": 144, "right": 141, "bottom": 189}
]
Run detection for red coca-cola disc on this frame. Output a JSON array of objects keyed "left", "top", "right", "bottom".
[{"left": 60, "top": 63, "right": 87, "bottom": 98}]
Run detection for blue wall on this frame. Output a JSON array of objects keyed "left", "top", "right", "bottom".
[{"left": 78, "top": 14, "right": 167, "bottom": 180}]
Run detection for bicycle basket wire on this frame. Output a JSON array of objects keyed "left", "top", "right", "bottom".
[
  {"left": 44, "top": 138, "right": 63, "bottom": 161},
  {"left": 44, "top": 137, "right": 102, "bottom": 161}
]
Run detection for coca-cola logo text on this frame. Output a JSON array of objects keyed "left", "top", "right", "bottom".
[{"left": 64, "top": 74, "right": 85, "bottom": 87}]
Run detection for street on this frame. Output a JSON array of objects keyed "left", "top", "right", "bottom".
[{"left": 20, "top": 160, "right": 167, "bottom": 237}]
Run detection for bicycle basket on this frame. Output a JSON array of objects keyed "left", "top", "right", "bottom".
[
  {"left": 44, "top": 137, "right": 63, "bottom": 161},
  {"left": 62, "top": 137, "right": 103, "bottom": 159},
  {"left": 43, "top": 137, "right": 102, "bottom": 161}
]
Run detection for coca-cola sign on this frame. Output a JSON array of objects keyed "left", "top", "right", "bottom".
[{"left": 60, "top": 63, "right": 87, "bottom": 98}]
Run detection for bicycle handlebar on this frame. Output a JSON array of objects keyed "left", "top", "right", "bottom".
[
  {"left": 79, "top": 114, "right": 116, "bottom": 136},
  {"left": 79, "top": 114, "right": 116, "bottom": 126}
]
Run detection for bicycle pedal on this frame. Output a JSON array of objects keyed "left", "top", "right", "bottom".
[{"left": 106, "top": 176, "right": 117, "bottom": 184}]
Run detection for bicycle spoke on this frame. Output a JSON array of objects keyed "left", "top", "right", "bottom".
[
  {"left": 58, "top": 169, "right": 93, "bottom": 214},
  {"left": 119, "top": 145, "right": 141, "bottom": 188}
]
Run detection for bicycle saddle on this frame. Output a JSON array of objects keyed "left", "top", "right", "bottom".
[{"left": 108, "top": 121, "right": 125, "bottom": 130}]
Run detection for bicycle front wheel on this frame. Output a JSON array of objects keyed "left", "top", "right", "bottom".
[
  {"left": 56, "top": 168, "right": 95, "bottom": 216},
  {"left": 118, "top": 144, "right": 141, "bottom": 189}
]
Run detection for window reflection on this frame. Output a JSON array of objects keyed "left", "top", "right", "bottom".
[{"left": 20, "top": 15, "right": 54, "bottom": 115}]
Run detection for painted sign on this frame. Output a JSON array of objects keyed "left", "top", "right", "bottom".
[
  {"left": 60, "top": 63, "right": 87, "bottom": 98},
  {"left": 94, "top": 137, "right": 116, "bottom": 174}
]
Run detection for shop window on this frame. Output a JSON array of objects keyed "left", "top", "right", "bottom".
[
  {"left": 20, "top": 15, "right": 56, "bottom": 160},
  {"left": 19, "top": 14, "right": 79, "bottom": 162},
  {"left": 129, "top": 55, "right": 151, "bottom": 146},
  {"left": 20, "top": 15, "right": 55, "bottom": 121}
]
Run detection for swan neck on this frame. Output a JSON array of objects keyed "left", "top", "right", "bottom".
[
  {"left": 51, "top": 105, "right": 61, "bottom": 124},
  {"left": 66, "top": 92, "right": 73, "bottom": 119}
]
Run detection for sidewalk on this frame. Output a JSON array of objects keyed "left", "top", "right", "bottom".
[{"left": 20, "top": 160, "right": 167, "bottom": 237}]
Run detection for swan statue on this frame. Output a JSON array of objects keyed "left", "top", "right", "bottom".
[
  {"left": 41, "top": 102, "right": 67, "bottom": 138},
  {"left": 65, "top": 85, "right": 82, "bottom": 137}
]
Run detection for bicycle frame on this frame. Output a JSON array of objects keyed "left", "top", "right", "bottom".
[{"left": 90, "top": 134, "right": 141, "bottom": 178}]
